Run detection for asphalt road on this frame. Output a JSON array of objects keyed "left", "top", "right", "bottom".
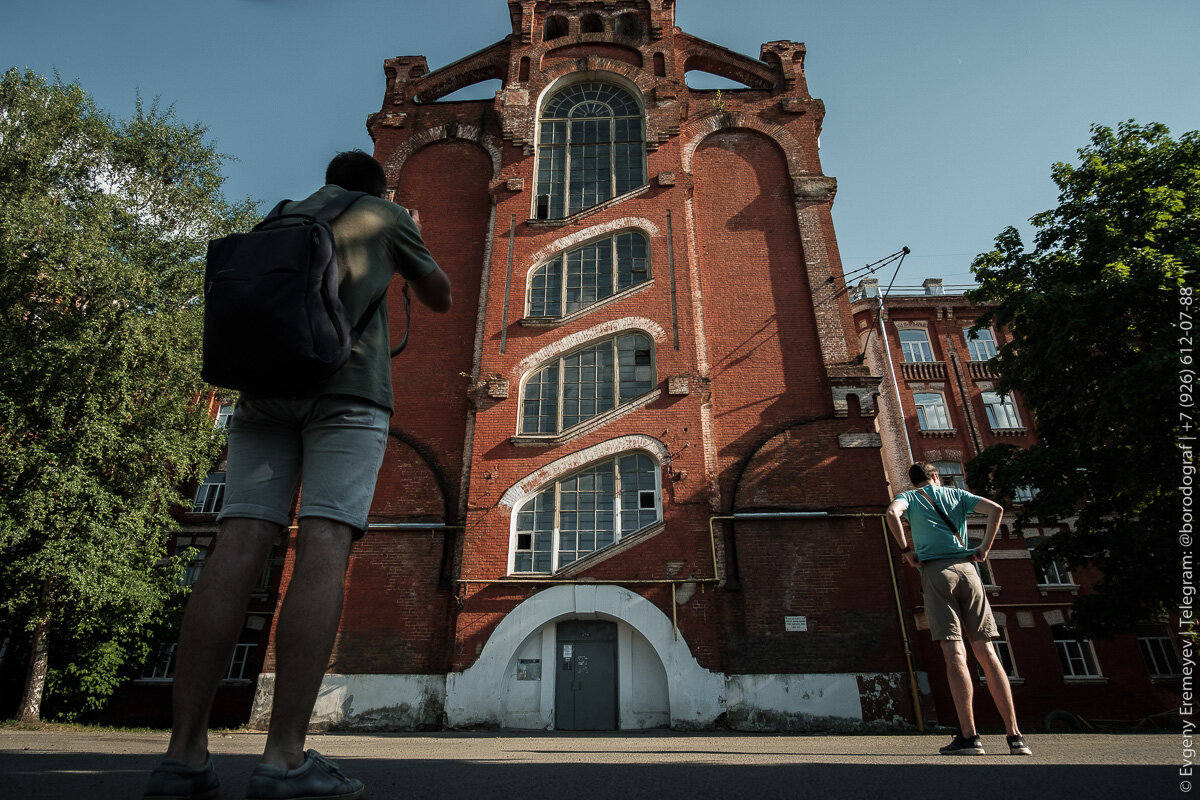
[{"left": 0, "top": 728, "right": 1184, "bottom": 800}]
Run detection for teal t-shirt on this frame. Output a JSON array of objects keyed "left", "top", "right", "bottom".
[{"left": 896, "top": 485, "right": 982, "bottom": 562}]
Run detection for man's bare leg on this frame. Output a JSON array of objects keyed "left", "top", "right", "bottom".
[
  {"left": 971, "top": 638, "right": 1022, "bottom": 736},
  {"left": 260, "top": 517, "right": 354, "bottom": 770},
  {"left": 940, "top": 639, "right": 977, "bottom": 737},
  {"left": 165, "top": 518, "right": 279, "bottom": 766}
]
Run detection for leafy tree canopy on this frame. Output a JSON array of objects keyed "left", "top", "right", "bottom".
[
  {"left": 967, "top": 120, "right": 1197, "bottom": 637},
  {"left": 0, "top": 69, "right": 255, "bottom": 719}
]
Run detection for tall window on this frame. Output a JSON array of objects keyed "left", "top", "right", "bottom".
[
  {"left": 965, "top": 328, "right": 997, "bottom": 361},
  {"left": 536, "top": 82, "right": 645, "bottom": 219},
  {"left": 513, "top": 453, "right": 661, "bottom": 573},
  {"left": 976, "top": 626, "right": 1018, "bottom": 680},
  {"left": 1137, "top": 623, "right": 1182, "bottom": 677},
  {"left": 914, "top": 392, "right": 952, "bottom": 430},
  {"left": 528, "top": 231, "right": 650, "bottom": 318},
  {"left": 898, "top": 329, "right": 935, "bottom": 362},
  {"left": 521, "top": 333, "right": 655, "bottom": 435},
  {"left": 215, "top": 402, "right": 234, "bottom": 429},
  {"left": 934, "top": 461, "right": 965, "bottom": 489},
  {"left": 180, "top": 545, "right": 208, "bottom": 587},
  {"left": 1027, "top": 538, "right": 1073, "bottom": 586},
  {"left": 1052, "top": 625, "right": 1101, "bottom": 677},
  {"left": 192, "top": 472, "right": 226, "bottom": 514},
  {"left": 982, "top": 391, "right": 1022, "bottom": 429}
]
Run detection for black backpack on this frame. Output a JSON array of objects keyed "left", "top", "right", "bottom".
[{"left": 201, "top": 190, "right": 388, "bottom": 396}]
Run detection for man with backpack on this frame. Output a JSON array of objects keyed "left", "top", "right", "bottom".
[
  {"left": 885, "top": 461, "right": 1032, "bottom": 757},
  {"left": 145, "top": 150, "right": 451, "bottom": 800}
]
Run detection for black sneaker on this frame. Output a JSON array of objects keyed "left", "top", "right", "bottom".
[
  {"left": 1007, "top": 734, "right": 1032, "bottom": 755},
  {"left": 939, "top": 732, "right": 986, "bottom": 755}
]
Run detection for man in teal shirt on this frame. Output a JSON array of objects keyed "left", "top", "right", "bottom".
[{"left": 886, "top": 461, "right": 1031, "bottom": 757}]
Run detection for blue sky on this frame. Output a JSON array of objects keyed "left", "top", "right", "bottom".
[{"left": 4, "top": 0, "right": 1198, "bottom": 287}]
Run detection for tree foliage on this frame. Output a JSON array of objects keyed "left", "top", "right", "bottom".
[
  {"left": 967, "top": 121, "right": 1198, "bottom": 636},
  {"left": 0, "top": 69, "right": 255, "bottom": 718}
]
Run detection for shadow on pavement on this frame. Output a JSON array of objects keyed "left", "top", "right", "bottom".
[{"left": 0, "top": 751, "right": 1176, "bottom": 800}]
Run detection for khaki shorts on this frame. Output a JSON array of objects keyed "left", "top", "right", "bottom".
[
  {"left": 921, "top": 558, "right": 999, "bottom": 642},
  {"left": 217, "top": 394, "right": 390, "bottom": 539}
]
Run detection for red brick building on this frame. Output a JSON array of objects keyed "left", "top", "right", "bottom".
[
  {"left": 850, "top": 277, "right": 1183, "bottom": 731},
  {"left": 120, "top": 0, "right": 1179, "bottom": 733}
]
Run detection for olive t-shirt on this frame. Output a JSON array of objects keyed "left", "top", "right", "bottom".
[{"left": 267, "top": 185, "right": 439, "bottom": 413}]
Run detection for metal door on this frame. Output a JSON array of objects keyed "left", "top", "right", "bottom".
[{"left": 555, "top": 620, "right": 617, "bottom": 730}]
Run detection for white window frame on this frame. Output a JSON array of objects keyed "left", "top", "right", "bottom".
[
  {"left": 535, "top": 80, "right": 647, "bottom": 219},
  {"left": 1137, "top": 625, "right": 1182, "bottom": 677},
  {"left": 1052, "top": 625, "right": 1102, "bottom": 678},
  {"left": 526, "top": 230, "right": 651, "bottom": 318},
  {"left": 898, "top": 328, "right": 935, "bottom": 363},
  {"left": 934, "top": 461, "right": 965, "bottom": 489},
  {"left": 982, "top": 391, "right": 1022, "bottom": 430},
  {"left": 964, "top": 327, "right": 998, "bottom": 361},
  {"left": 191, "top": 472, "right": 226, "bottom": 514},
  {"left": 518, "top": 333, "right": 656, "bottom": 437},
  {"left": 215, "top": 402, "right": 234, "bottom": 429},
  {"left": 1027, "top": 538, "right": 1074, "bottom": 587},
  {"left": 913, "top": 392, "right": 952, "bottom": 431},
  {"left": 510, "top": 452, "right": 662, "bottom": 575},
  {"left": 976, "top": 625, "right": 1019, "bottom": 681}
]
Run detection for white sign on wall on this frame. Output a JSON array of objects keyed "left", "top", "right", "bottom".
[{"left": 784, "top": 616, "right": 808, "bottom": 632}]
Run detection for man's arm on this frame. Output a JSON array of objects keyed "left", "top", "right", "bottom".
[
  {"left": 971, "top": 496, "right": 1004, "bottom": 562},
  {"left": 402, "top": 209, "right": 452, "bottom": 313},
  {"left": 885, "top": 500, "right": 920, "bottom": 567}
]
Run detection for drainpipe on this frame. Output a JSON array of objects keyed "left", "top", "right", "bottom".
[{"left": 708, "top": 511, "right": 925, "bottom": 731}]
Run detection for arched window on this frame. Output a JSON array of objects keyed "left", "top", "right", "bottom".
[
  {"left": 528, "top": 231, "right": 650, "bottom": 318},
  {"left": 536, "top": 82, "right": 645, "bottom": 219},
  {"left": 513, "top": 452, "right": 661, "bottom": 573},
  {"left": 521, "top": 332, "right": 655, "bottom": 435}
]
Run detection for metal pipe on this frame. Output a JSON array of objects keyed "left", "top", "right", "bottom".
[
  {"left": 366, "top": 523, "right": 465, "bottom": 530},
  {"left": 455, "top": 578, "right": 719, "bottom": 586},
  {"left": 671, "top": 582, "right": 678, "bottom": 641},
  {"left": 880, "top": 517, "right": 925, "bottom": 731}
]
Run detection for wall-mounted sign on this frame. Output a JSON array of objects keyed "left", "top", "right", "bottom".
[
  {"left": 784, "top": 616, "right": 808, "bottom": 632},
  {"left": 516, "top": 659, "right": 541, "bottom": 680}
]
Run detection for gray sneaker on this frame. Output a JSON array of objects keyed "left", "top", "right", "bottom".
[
  {"left": 246, "top": 750, "right": 364, "bottom": 800},
  {"left": 144, "top": 753, "right": 219, "bottom": 800}
]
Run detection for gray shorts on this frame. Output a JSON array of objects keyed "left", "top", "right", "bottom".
[
  {"left": 921, "top": 558, "right": 999, "bottom": 642},
  {"left": 217, "top": 394, "right": 390, "bottom": 539}
]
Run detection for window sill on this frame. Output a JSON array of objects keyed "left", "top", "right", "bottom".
[
  {"left": 511, "top": 389, "right": 661, "bottom": 446},
  {"left": 918, "top": 428, "right": 957, "bottom": 439},
  {"left": 1150, "top": 675, "right": 1184, "bottom": 684},
  {"left": 1038, "top": 584, "right": 1079, "bottom": 596},
  {"left": 1063, "top": 676, "right": 1108, "bottom": 685},
  {"left": 527, "top": 183, "right": 651, "bottom": 228},
  {"left": 977, "top": 676, "right": 1024, "bottom": 686},
  {"left": 989, "top": 427, "right": 1029, "bottom": 437},
  {"left": 508, "top": 521, "right": 668, "bottom": 579}
]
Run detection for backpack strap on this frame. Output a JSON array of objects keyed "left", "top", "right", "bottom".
[{"left": 918, "top": 487, "right": 967, "bottom": 549}]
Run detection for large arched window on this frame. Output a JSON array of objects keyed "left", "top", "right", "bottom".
[
  {"left": 528, "top": 231, "right": 650, "bottom": 318},
  {"left": 512, "top": 452, "right": 661, "bottom": 573},
  {"left": 521, "top": 333, "right": 655, "bottom": 435},
  {"left": 536, "top": 82, "right": 645, "bottom": 219}
]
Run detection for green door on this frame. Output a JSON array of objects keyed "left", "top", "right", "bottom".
[{"left": 555, "top": 620, "right": 618, "bottom": 730}]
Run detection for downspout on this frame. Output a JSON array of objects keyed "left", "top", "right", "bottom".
[{"left": 707, "top": 511, "right": 925, "bottom": 730}]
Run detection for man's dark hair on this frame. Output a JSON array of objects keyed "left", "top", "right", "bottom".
[
  {"left": 908, "top": 461, "right": 938, "bottom": 486},
  {"left": 326, "top": 150, "right": 387, "bottom": 197}
]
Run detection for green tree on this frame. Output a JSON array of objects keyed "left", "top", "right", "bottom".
[
  {"left": 967, "top": 121, "right": 1197, "bottom": 637},
  {"left": 0, "top": 69, "right": 255, "bottom": 720}
]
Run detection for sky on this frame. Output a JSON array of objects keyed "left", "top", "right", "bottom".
[{"left": 4, "top": 0, "right": 1198, "bottom": 288}]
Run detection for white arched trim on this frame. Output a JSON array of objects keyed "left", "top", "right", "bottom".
[
  {"left": 512, "top": 317, "right": 666, "bottom": 380},
  {"left": 500, "top": 435, "right": 670, "bottom": 509},
  {"left": 443, "top": 584, "right": 726, "bottom": 729}
]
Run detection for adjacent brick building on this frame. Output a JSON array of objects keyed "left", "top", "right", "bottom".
[
  {"left": 118, "top": 0, "right": 1180, "bottom": 733},
  {"left": 850, "top": 277, "right": 1183, "bottom": 731}
]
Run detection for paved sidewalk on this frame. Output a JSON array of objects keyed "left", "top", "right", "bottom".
[{"left": 0, "top": 728, "right": 1183, "bottom": 800}]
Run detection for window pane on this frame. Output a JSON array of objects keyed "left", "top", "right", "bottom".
[
  {"left": 528, "top": 258, "right": 563, "bottom": 317},
  {"left": 965, "top": 328, "right": 997, "bottom": 361},
  {"left": 898, "top": 329, "right": 934, "bottom": 362},
  {"left": 914, "top": 393, "right": 951, "bottom": 430}
]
